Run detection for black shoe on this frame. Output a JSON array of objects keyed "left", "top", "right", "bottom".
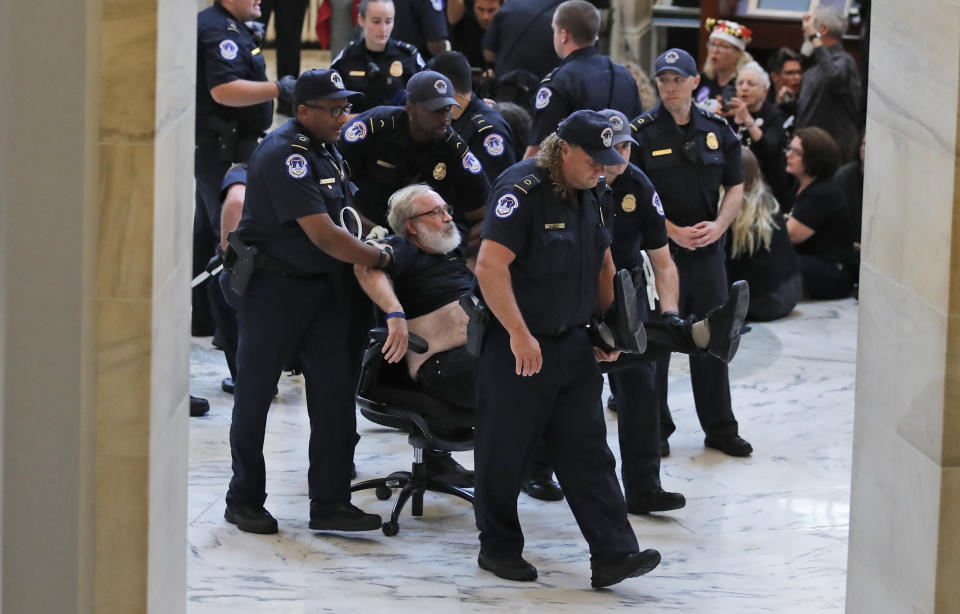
[
  {"left": 224, "top": 503, "right": 278, "bottom": 534},
  {"left": 591, "top": 549, "right": 661, "bottom": 588},
  {"left": 706, "top": 280, "right": 750, "bottom": 363},
  {"left": 478, "top": 552, "right": 537, "bottom": 582},
  {"left": 661, "top": 440, "right": 670, "bottom": 457},
  {"left": 424, "top": 451, "right": 474, "bottom": 488},
  {"left": 627, "top": 487, "right": 686, "bottom": 515},
  {"left": 190, "top": 395, "right": 210, "bottom": 417},
  {"left": 521, "top": 475, "right": 564, "bottom": 501},
  {"left": 705, "top": 434, "right": 753, "bottom": 457},
  {"left": 221, "top": 377, "right": 235, "bottom": 394},
  {"left": 607, "top": 395, "right": 617, "bottom": 413},
  {"left": 309, "top": 502, "right": 382, "bottom": 531}
]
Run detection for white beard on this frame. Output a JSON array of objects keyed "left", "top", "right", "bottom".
[{"left": 416, "top": 221, "right": 461, "bottom": 254}]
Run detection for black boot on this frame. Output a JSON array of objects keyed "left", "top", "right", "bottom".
[{"left": 521, "top": 469, "right": 563, "bottom": 501}]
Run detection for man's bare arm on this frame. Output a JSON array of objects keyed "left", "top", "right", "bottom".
[{"left": 354, "top": 264, "right": 408, "bottom": 362}]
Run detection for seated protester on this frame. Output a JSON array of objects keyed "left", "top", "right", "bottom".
[
  {"left": 833, "top": 133, "right": 865, "bottom": 246},
  {"left": 493, "top": 102, "right": 531, "bottom": 161},
  {"left": 725, "top": 147, "right": 802, "bottom": 321},
  {"left": 330, "top": 0, "right": 425, "bottom": 115},
  {"left": 724, "top": 61, "right": 794, "bottom": 211},
  {"left": 696, "top": 19, "right": 754, "bottom": 113},
  {"left": 785, "top": 127, "right": 858, "bottom": 299}
]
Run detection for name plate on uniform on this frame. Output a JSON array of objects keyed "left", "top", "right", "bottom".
[
  {"left": 544, "top": 223, "right": 566, "bottom": 230},
  {"left": 652, "top": 148, "right": 673, "bottom": 157},
  {"left": 349, "top": 70, "right": 366, "bottom": 76},
  {"left": 319, "top": 178, "right": 337, "bottom": 185}
]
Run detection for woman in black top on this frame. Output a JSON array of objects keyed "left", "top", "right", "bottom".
[
  {"left": 726, "top": 147, "right": 801, "bottom": 321},
  {"left": 724, "top": 61, "right": 795, "bottom": 211},
  {"left": 785, "top": 127, "right": 857, "bottom": 299}
]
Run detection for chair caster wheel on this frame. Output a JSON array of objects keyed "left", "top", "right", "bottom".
[
  {"left": 375, "top": 486, "right": 392, "bottom": 500},
  {"left": 382, "top": 521, "right": 399, "bottom": 536}
]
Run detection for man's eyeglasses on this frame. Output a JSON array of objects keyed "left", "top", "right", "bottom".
[
  {"left": 302, "top": 102, "right": 353, "bottom": 118},
  {"left": 410, "top": 204, "right": 453, "bottom": 220}
]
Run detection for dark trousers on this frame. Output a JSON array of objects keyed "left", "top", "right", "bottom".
[
  {"left": 259, "top": 0, "right": 310, "bottom": 77},
  {"left": 798, "top": 254, "right": 854, "bottom": 300},
  {"left": 657, "top": 246, "right": 739, "bottom": 440},
  {"left": 194, "top": 142, "right": 239, "bottom": 377},
  {"left": 474, "top": 326, "right": 638, "bottom": 561},
  {"left": 225, "top": 272, "right": 358, "bottom": 509}
]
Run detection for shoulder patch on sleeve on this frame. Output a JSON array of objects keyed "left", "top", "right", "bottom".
[
  {"left": 534, "top": 87, "right": 552, "bottom": 110},
  {"left": 219, "top": 39, "right": 239, "bottom": 60},
  {"left": 462, "top": 151, "right": 482, "bottom": 174},
  {"left": 652, "top": 191, "right": 664, "bottom": 216},
  {"left": 344, "top": 120, "right": 368, "bottom": 142},
  {"left": 495, "top": 193, "right": 520, "bottom": 218},
  {"left": 285, "top": 153, "right": 309, "bottom": 179},
  {"left": 482, "top": 133, "right": 505, "bottom": 157}
]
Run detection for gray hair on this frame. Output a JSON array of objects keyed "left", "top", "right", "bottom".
[
  {"left": 737, "top": 61, "right": 770, "bottom": 90},
  {"left": 815, "top": 5, "right": 848, "bottom": 39},
  {"left": 386, "top": 183, "right": 435, "bottom": 238}
]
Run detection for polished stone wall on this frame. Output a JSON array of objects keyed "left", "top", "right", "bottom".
[
  {"left": 1, "top": 0, "right": 192, "bottom": 612},
  {"left": 847, "top": 0, "right": 960, "bottom": 612}
]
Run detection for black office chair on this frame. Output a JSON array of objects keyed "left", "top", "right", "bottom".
[{"left": 351, "top": 328, "right": 475, "bottom": 536}]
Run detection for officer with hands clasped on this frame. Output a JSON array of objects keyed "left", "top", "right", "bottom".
[
  {"left": 630, "top": 49, "right": 753, "bottom": 457},
  {"left": 222, "top": 69, "right": 393, "bottom": 535},
  {"left": 473, "top": 110, "right": 660, "bottom": 587}
]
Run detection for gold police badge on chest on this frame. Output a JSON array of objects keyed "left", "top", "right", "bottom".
[
  {"left": 621, "top": 194, "right": 637, "bottom": 213},
  {"left": 706, "top": 132, "right": 719, "bottom": 150},
  {"left": 389, "top": 60, "right": 403, "bottom": 77},
  {"left": 433, "top": 162, "right": 446, "bottom": 180}
]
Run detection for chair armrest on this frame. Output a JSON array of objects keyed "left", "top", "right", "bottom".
[{"left": 368, "top": 327, "right": 429, "bottom": 354}]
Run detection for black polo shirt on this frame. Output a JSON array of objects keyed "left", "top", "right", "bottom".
[
  {"left": 482, "top": 0, "right": 560, "bottom": 81},
  {"left": 330, "top": 38, "right": 425, "bottom": 113},
  {"left": 391, "top": 0, "right": 448, "bottom": 58},
  {"left": 481, "top": 159, "right": 613, "bottom": 335},
  {"left": 608, "top": 163, "right": 667, "bottom": 270},
  {"left": 384, "top": 235, "right": 474, "bottom": 318}
]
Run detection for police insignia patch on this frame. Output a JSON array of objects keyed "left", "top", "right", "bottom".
[
  {"left": 462, "top": 152, "right": 482, "bottom": 174},
  {"left": 495, "top": 194, "right": 519, "bottom": 219},
  {"left": 534, "top": 87, "right": 551, "bottom": 110},
  {"left": 610, "top": 115, "right": 624, "bottom": 131},
  {"left": 483, "top": 133, "right": 505, "bottom": 157},
  {"left": 652, "top": 192, "right": 664, "bottom": 216},
  {"left": 601, "top": 127, "right": 613, "bottom": 148},
  {"left": 286, "top": 153, "right": 308, "bottom": 179},
  {"left": 331, "top": 72, "right": 345, "bottom": 89},
  {"left": 344, "top": 121, "right": 367, "bottom": 143},
  {"left": 219, "top": 39, "right": 239, "bottom": 60},
  {"left": 434, "top": 79, "right": 448, "bottom": 95},
  {"left": 665, "top": 50, "right": 679, "bottom": 64},
  {"left": 621, "top": 194, "right": 636, "bottom": 212},
  {"left": 433, "top": 162, "right": 446, "bottom": 180},
  {"left": 389, "top": 60, "right": 403, "bottom": 77}
]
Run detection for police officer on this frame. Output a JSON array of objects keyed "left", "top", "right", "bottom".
[
  {"left": 473, "top": 110, "right": 660, "bottom": 587},
  {"left": 482, "top": 0, "right": 561, "bottom": 87},
  {"left": 339, "top": 70, "right": 490, "bottom": 241},
  {"left": 223, "top": 69, "right": 392, "bottom": 535},
  {"left": 630, "top": 49, "right": 753, "bottom": 457},
  {"left": 427, "top": 51, "right": 516, "bottom": 183},
  {"left": 391, "top": 0, "right": 449, "bottom": 59},
  {"left": 331, "top": 0, "right": 426, "bottom": 114},
  {"left": 598, "top": 109, "right": 686, "bottom": 514},
  {"left": 195, "top": 0, "right": 294, "bottom": 404},
  {"left": 524, "top": 0, "right": 643, "bottom": 158}
]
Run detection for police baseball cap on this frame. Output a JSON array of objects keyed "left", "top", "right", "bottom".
[
  {"left": 294, "top": 69, "right": 360, "bottom": 102},
  {"left": 597, "top": 109, "right": 638, "bottom": 147},
  {"left": 405, "top": 70, "right": 461, "bottom": 111},
  {"left": 557, "top": 110, "right": 625, "bottom": 166},
  {"left": 654, "top": 48, "right": 697, "bottom": 79}
]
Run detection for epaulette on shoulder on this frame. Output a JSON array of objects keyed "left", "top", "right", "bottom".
[
  {"left": 513, "top": 172, "right": 544, "bottom": 195},
  {"left": 444, "top": 129, "right": 470, "bottom": 155},
  {"left": 630, "top": 111, "right": 658, "bottom": 131},
  {"left": 395, "top": 40, "right": 419, "bottom": 55},
  {"left": 696, "top": 105, "right": 728, "bottom": 126},
  {"left": 225, "top": 18, "right": 241, "bottom": 34},
  {"left": 368, "top": 108, "right": 405, "bottom": 134},
  {"left": 289, "top": 132, "right": 311, "bottom": 151},
  {"left": 540, "top": 67, "right": 559, "bottom": 84},
  {"left": 469, "top": 113, "right": 494, "bottom": 133}
]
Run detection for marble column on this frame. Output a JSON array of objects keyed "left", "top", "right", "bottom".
[
  {"left": 1, "top": 0, "right": 193, "bottom": 612},
  {"left": 847, "top": 1, "right": 960, "bottom": 613}
]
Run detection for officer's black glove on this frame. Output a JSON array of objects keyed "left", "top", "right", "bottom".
[
  {"left": 276, "top": 75, "right": 297, "bottom": 117},
  {"left": 660, "top": 310, "right": 686, "bottom": 327}
]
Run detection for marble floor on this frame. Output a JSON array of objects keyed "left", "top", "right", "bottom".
[{"left": 187, "top": 297, "right": 856, "bottom": 613}]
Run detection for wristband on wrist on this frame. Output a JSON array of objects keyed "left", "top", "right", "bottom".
[
  {"left": 385, "top": 311, "right": 406, "bottom": 320},
  {"left": 376, "top": 248, "right": 390, "bottom": 268}
]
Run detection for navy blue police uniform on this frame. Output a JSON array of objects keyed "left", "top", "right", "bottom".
[
  {"left": 529, "top": 47, "right": 643, "bottom": 147},
  {"left": 605, "top": 163, "right": 673, "bottom": 503},
  {"left": 225, "top": 117, "right": 362, "bottom": 516},
  {"left": 452, "top": 96, "right": 516, "bottom": 183},
  {"left": 474, "top": 155, "right": 641, "bottom": 565},
  {"left": 330, "top": 38, "right": 426, "bottom": 112},
  {"left": 391, "top": 0, "right": 448, "bottom": 59},
  {"left": 482, "top": 0, "right": 561, "bottom": 83},
  {"left": 629, "top": 102, "right": 744, "bottom": 443},
  {"left": 339, "top": 106, "right": 491, "bottom": 230}
]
